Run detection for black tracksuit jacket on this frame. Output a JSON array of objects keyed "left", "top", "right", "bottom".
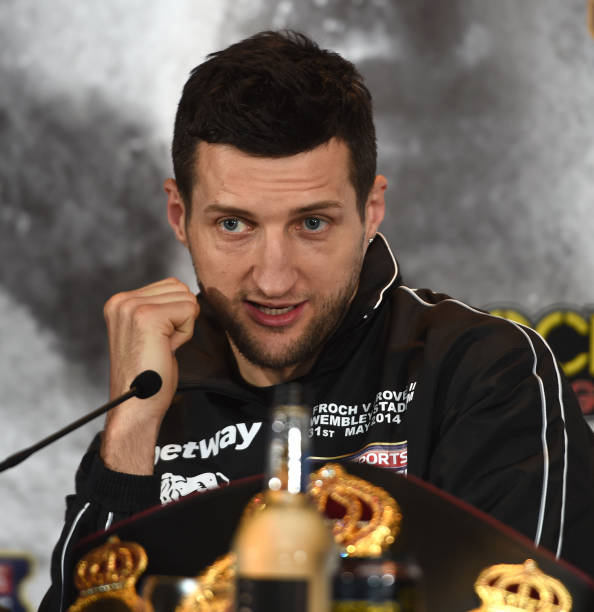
[{"left": 42, "top": 235, "right": 594, "bottom": 610}]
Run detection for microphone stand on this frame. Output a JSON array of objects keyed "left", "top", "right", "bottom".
[{"left": 0, "top": 370, "right": 161, "bottom": 472}]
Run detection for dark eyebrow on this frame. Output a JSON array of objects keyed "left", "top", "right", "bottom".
[
  {"left": 293, "top": 200, "right": 343, "bottom": 214},
  {"left": 202, "top": 201, "right": 343, "bottom": 216},
  {"left": 202, "top": 203, "right": 251, "bottom": 216}
]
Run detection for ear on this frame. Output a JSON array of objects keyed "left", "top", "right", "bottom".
[
  {"left": 164, "top": 178, "right": 189, "bottom": 247},
  {"left": 364, "top": 174, "right": 387, "bottom": 241}
]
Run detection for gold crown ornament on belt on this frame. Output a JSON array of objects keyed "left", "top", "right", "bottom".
[
  {"left": 468, "top": 558, "right": 573, "bottom": 612},
  {"left": 68, "top": 535, "right": 148, "bottom": 612}
]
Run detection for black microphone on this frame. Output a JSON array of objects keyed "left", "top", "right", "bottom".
[
  {"left": 0, "top": 370, "right": 162, "bottom": 472},
  {"left": 130, "top": 370, "right": 162, "bottom": 399}
]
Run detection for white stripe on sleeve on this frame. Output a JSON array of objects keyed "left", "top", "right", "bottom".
[{"left": 398, "top": 286, "right": 567, "bottom": 554}]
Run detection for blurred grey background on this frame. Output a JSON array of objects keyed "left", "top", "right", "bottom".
[{"left": 1, "top": 0, "right": 593, "bottom": 607}]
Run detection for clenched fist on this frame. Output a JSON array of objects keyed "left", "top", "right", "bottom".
[{"left": 100, "top": 278, "right": 199, "bottom": 474}]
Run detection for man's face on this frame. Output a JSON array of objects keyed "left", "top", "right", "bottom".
[{"left": 166, "top": 138, "right": 385, "bottom": 384}]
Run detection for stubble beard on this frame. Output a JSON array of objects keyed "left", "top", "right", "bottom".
[{"left": 198, "top": 264, "right": 362, "bottom": 371}]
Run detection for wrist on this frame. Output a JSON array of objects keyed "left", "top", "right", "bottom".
[{"left": 101, "top": 403, "right": 163, "bottom": 475}]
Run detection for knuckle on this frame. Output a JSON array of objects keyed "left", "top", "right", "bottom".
[
  {"left": 181, "top": 295, "right": 199, "bottom": 314},
  {"left": 104, "top": 292, "right": 126, "bottom": 318},
  {"left": 120, "top": 297, "right": 140, "bottom": 318},
  {"left": 134, "top": 303, "right": 155, "bottom": 323},
  {"left": 169, "top": 276, "right": 191, "bottom": 292},
  {"left": 165, "top": 276, "right": 182, "bottom": 287}
]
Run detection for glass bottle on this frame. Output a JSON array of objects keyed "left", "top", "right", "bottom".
[{"left": 233, "top": 384, "right": 336, "bottom": 612}]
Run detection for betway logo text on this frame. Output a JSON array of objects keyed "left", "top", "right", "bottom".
[{"left": 154, "top": 422, "right": 262, "bottom": 464}]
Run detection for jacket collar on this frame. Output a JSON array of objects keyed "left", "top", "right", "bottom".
[{"left": 339, "top": 232, "right": 400, "bottom": 327}]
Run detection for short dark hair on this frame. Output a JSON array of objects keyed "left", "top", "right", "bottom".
[{"left": 172, "top": 30, "right": 377, "bottom": 217}]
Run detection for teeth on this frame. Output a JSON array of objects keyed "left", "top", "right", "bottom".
[{"left": 258, "top": 305, "right": 296, "bottom": 315}]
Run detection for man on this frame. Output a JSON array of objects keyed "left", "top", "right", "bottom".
[{"left": 44, "top": 30, "right": 593, "bottom": 607}]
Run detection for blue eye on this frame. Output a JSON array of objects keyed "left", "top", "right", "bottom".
[
  {"left": 303, "top": 217, "right": 327, "bottom": 232},
  {"left": 220, "top": 217, "right": 247, "bottom": 233}
]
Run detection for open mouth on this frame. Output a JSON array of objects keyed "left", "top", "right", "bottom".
[
  {"left": 244, "top": 300, "right": 307, "bottom": 327},
  {"left": 253, "top": 304, "right": 298, "bottom": 315}
]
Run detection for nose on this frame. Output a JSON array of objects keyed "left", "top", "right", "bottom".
[{"left": 251, "top": 231, "right": 298, "bottom": 298}]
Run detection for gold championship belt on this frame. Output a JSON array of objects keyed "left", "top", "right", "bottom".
[{"left": 68, "top": 466, "right": 575, "bottom": 612}]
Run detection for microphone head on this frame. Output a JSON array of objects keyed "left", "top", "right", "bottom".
[{"left": 130, "top": 370, "right": 163, "bottom": 399}]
